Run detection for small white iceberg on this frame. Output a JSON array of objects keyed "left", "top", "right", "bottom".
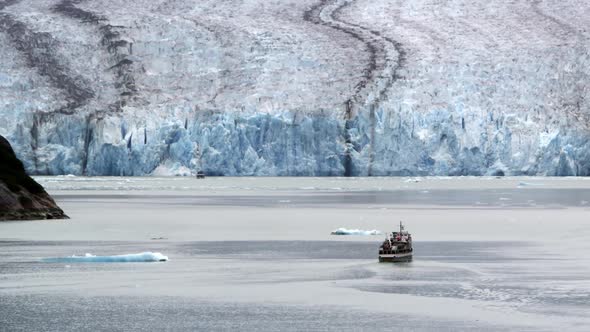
[
  {"left": 404, "top": 177, "right": 422, "bottom": 183},
  {"left": 331, "top": 228, "right": 382, "bottom": 236},
  {"left": 517, "top": 181, "right": 544, "bottom": 187},
  {"left": 43, "top": 252, "right": 168, "bottom": 263}
]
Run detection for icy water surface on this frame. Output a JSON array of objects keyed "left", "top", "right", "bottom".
[{"left": 1, "top": 177, "right": 590, "bottom": 331}]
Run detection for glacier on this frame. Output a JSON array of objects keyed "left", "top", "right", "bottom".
[{"left": 1, "top": 0, "right": 589, "bottom": 176}]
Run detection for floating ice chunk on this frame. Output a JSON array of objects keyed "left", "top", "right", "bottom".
[
  {"left": 151, "top": 163, "right": 193, "bottom": 176},
  {"left": 331, "top": 228, "right": 382, "bottom": 236},
  {"left": 43, "top": 252, "right": 168, "bottom": 263},
  {"left": 404, "top": 178, "right": 422, "bottom": 183}
]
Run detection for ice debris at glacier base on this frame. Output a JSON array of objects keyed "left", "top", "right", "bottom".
[
  {"left": 43, "top": 252, "right": 169, "bottom": 263},
  {"left": 331, "top": 228, "right": 382, "bottom": 236}
]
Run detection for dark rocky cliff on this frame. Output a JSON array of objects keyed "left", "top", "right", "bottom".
[{"left": 0, "top": 135, "right": 68, "bottom": 220}]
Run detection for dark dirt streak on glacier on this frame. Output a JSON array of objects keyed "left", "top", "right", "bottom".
[
  {"left": 303, "top": 0, "right": 375, "bottom": 116},
  {"left": 52, "top": 0, "right": 141, "bottom": 174},
  {"left": 303, "top": 0, "right": 354, "bottom": 176},
  {"left": 530, "top": 0, "right": 586, "bottom": 40},
  {"left": 304, "top": 0, "right": 405, "bottom": 176},
  {"left": 0, "top": 16, "right": 95, "bottom": 111},
  {"left": 333, "top": 2, "right": 406, "bottom": 176},
  {"left": 529, "top": 0, "right": 589, "bottom": 127},
  {"left": 0, "top": 1, "right": 96, "bottom": 173},
  {"left": 52, "top": 0, "right": 138, "bottom": 112}
]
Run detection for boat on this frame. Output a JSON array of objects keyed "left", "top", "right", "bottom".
[
  {"left": 196, "top": 171, "right": 205, "bottom": 179},
  {"left": 378, "top": 222, "right": 413, "bottom": 262}
]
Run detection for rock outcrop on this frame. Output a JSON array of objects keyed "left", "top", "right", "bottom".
[{"left": 0, "top": 135, "right": 67, "bottom": 220}]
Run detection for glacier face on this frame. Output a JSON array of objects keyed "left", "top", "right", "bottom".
[{"left": 1, "top": 0, "right": 589, "bottom": 176}]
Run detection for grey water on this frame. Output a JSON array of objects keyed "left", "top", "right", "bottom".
[
  {"left": 1, "top": 177, "right": 590, "bottom": 331},
  {"left": 51, "top": 188, "right": 590, "bottom": 208},
  {"left": 1, "top": 239, "right": 589, "bottom": 331}
]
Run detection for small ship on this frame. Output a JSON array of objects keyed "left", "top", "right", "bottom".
[{"left": 378, "top": 222, "right": 413, "bottom": 262}]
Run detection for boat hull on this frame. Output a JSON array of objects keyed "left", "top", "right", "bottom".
[{"left": 378, "top": 253, "right": 413, "bottom": 263}]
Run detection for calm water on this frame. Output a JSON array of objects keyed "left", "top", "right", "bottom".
[{"left": 1, "top": 177, "right": 590, "bottom": 331}]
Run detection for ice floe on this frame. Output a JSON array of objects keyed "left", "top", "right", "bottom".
[
  {"left": 331, "top": 228, "right": 382, "bottom": 236},
  {"left": 517, "top": 181, "right": 545, "bottom": 187},
  {"left": 404, "top": 178, "right": 422, "bottom": 183},
  {"left": 43, "top": 252, "right": 168, "bottom": 263}
]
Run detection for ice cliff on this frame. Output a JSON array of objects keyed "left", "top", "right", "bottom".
[{"left": 1, "top": 0, "right": 589, "bottom": 176}]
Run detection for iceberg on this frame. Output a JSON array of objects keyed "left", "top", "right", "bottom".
[
  {"left": 517, "top": 181, "right": 544, "bottom": 187},
  {"left": 331, "top": 228, "right": 382, "bottom": 236},
  {"left": 404, "top": 178, "right": 422, "bottom": 183},
  {"left": 42, "top": 252, "right": 169, "bottom": 263}
]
